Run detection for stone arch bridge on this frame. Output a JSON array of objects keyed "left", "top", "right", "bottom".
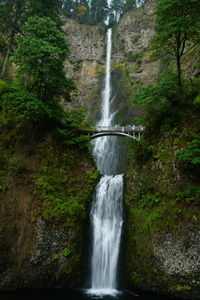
[{"left": 83, "top": 126, "right": 144, "bottom": 140}]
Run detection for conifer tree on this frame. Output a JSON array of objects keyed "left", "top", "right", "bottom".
[
  {"left": 3, "top": 16, "right": 75, "bottom": 122},
  {"left": 90, "top": 0, "right": 108, "bottom": 24},
  {"left": 27, "top": 0, "right": 62, "bottom": 23}
]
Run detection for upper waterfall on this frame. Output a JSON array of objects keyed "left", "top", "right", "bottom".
[
  {"left": 101, "top": 28, "right": 112, "bottom": 125},
  {"left": 92, "top": 28, "right": 120, "bottom": 175}
]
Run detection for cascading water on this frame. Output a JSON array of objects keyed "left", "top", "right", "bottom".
[{"left": 88, "top": 28, "right": 124, "bottom": 297}]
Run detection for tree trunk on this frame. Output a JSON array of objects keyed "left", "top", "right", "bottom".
[
  {"left": 1, "top": 50, "right": 10, "bottom": 78},
  {"left": 177, "top": 55, "right": 182, "bottom": 87},
  {"left": 1, "top": 29, "right": 15, "bottom": 78}
]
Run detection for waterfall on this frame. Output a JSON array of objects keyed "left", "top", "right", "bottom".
[
  {"left": 90, "top": 175, "right": 123, "bottom": 295},
  {"left": 88, "top": 28, "right": 124, "bottom": 297}
]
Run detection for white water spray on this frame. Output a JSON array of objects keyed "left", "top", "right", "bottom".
[{"left": 89, "top": 175, "right": 123, "bottom": 295}]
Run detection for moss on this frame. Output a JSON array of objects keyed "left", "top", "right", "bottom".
[
  {"left": 175, "top": 285, "right": 193, "bottom": 291},
  {"left": 52, "top": 254, "right": 60, "bottom": 261},
  {"left": 126, "top": 51, "right": 144, "bottom": 65},
  {"left": 63, "top": 247, "right": 73, "bottom": 257},
  {"left": 0, "top": 123, "right": 98, "bottom": 289},
  {"left": 124, "top": 109, "right": 200, "bottom": 298}
]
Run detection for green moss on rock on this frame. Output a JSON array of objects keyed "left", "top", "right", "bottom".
[
  {"left": 124, "top": 112, "right": 200, "bottom": 299},
  {"left": 0, "top": 124, "right": 99, "bottom": 290}
]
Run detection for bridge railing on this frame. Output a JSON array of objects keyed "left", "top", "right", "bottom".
[{"left": 90, "top": 126, "right": 144, "bottom": 132}]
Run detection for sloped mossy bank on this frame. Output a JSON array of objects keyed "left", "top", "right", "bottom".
[
  {"left": 0, "top": 123, "right": 99, "bottom": 290},
  {"left": 123, "top": 111, "right": 200, "bottom": 299}
]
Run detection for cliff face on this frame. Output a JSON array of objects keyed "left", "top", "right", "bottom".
[
  {"left": 62, "top": 18, "right": 105, "bottom": 121},
  {"left": 123, "top": 115, "right": 200, "bottom": 299},
  {"left": 62, "top": 0, "right": 199, "bottom": 121},
  {"left": 61, "top": 2, "right": 158, "bottom": 123},
  {"left": 113, "top": 0, "right": 158, "bottom": 86},
  {"left": 0, "top": 126, "right": 99, "bottom": 290}
]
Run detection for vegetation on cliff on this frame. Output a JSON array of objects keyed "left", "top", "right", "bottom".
[
  {"left": 62, "top": 0, "right": 149, "bottom": 25},
  {"left": 124, "top": 1, "right": 200, "bottom": 298},
  {"left": 0, "top": 0, "right": 99, "bottom": 290},
  {"left": 153, "top": 0, "right": 200, "bottom": 87}
]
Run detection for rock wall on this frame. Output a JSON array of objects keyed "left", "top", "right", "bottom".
[
  {"left": 62, "top": 1, "right": 158, "bottom": 123},
  {"left": 113, "top": 0, "right": 158, "bottom": 87},
  {"left": 123, "top": 116, "right": 200, "bottom": 299},
  {"left": 62, "top": 18, "right": 105, "bottom": 121},
  {"left": 0, "top": 127, "right": 99, "bottom": 290}
]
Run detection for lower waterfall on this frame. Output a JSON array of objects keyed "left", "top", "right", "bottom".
[{"left": 90, "top": 175, "right": 123, "bottom": 295}]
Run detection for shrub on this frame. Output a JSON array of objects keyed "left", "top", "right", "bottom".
[
  {"left": 0, "top": 80, "right": 9, "bottom": 97},
  {"left": 126, "top": 51, "right": 143, "bottom": 64},
  {"left": 176, "top": 187, "right": 200, "bottom": 204},
  {"left": 176, "top": 139, "right": 200, "bottom": 165},
  {"left": 63, "top": 248, "right": 73, "bottom": 257},
  {"left": 131, "top": 70, "right": 182, "bottom": 131},
  {"left": 131, "top": 139, "right": 153, "bottom": 162},
  {"left": 57, "top": 109, "right": 91, "bottom": 148}
]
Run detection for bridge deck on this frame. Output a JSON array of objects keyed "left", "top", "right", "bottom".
[{"left": 89, "top": 126, "right": 144, "bottom": 133}]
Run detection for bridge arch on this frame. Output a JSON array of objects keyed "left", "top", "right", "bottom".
[{"left": 90, "top": 131, "right": 140, "bottom": 140}]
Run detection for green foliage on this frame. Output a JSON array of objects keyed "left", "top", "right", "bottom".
[
  {"left": 0, "top": 0, "right": 63, "bottom": 76},
  {"left": 0, "top": 0, "right": 29, "bottom": 77},
  {"left": 153, "top": 0, "right": 200, "bottom": 86},
  {"left": 176, "top": 285, "right": 192, "bottom": 292},
  {"left": 131, "top": 71, "right": 182, "bottom": 130},
  {"left": 130, "top": 139, "right": 153, "bottom": 162},
  {"left": 176, "top": 139, "right": 200, "bottom": 165},
  {"left": 126, "top": 51, "right": 143, "bottom": 65},
  {"left": 3, "top": 88, "right": 63, "bottom": 122},
  {"left": 27, "top": 0, "right": 62, "bottom": 24},
  {"left": 63, "top": 247, "right": 73, "bottom": 257},
  {"left": 57, "top": 109, "right": 91, "bottom": 148},
  {"left": 194, "top": 95, "right": 200, "bottom": 106},
  {"left": 128, "top": 199, "right": 183, "bottom": 233},
  {"left": 0, "top": 80, "right": 9, "bottom": 97},
  {"left": 132, "top": 177, "right": 160, "bottom": 208},
  {"left": 132, "top": 71, "right": 180, "bottom": 107},
  {"left": 51, "top": 247, "right": 73, "bottom": 261},
  {"left": 2, "top": 16, "right": 75, "bottom": 123},
  {"left": 33, "top": 146, "right": 99, "bottom": 222},
  {"left": 62, "top": 0, "right": 145, "bottom": 25},
  {"left": 90, "top": 0, "right": 108, "bottom": 24},
  {"left": 13, "top": 16, "right": 74, "bottom": 100},
  {"left": 51, "top": 254, "right": 60, "bottom": 261},
  {"left": 62, "top": 0, "right": 90, "bottom": 24},
  {"left": 0, "top": 147, "right": 30, "bottom": 191},
  {"left": 176, "top": 187, "right": 200, "bottom": 205},
  {"left": 35, "top": 174, "right": 85, "bottom": 219},
  {"left": 132, "top": 117, "right": 145, "bottom": 125}
]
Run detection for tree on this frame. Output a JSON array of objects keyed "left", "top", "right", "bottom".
[
  {"left": 108, "top": 0, "right": 125, "bottom": 24},
  {"left": 153, "top": 0, "right": 200, "bottom": 87},
  {"left": 90, "top": 0, "right": 108, "bottom": 24},
  {"left": 0, "top": 0, "right": 64, "bottom": 78},
  {"left": 3, "top": 16, "right": 75, "bottom": 122},
  {"left": 62, "top": 0, "right": 90, "bottom": 24},
  {"left": 27, "top": 0, "right": 62, "bottom": 24},
  {"left": 123, "top": 0, "right": 136, "bottom": 13},
  {"left": 0, "top": 0, "right": 27, "bottom": 78}
]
